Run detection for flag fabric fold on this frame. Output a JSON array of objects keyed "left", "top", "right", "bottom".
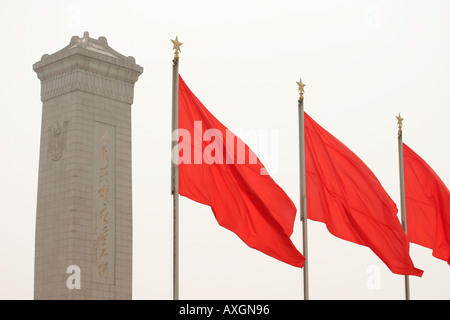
[
  {"left": 177, "top": 75, "right": 305, "bottom": 268},
  {"left": 304, "top": 112, "right": 423, "bottom": 276},
  {"left": 403, "top": 143, "right": 450, "bottom": 265}
]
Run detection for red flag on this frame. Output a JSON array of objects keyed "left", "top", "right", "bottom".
[
  {"left": 403, "top": 143, "right": 450, "bottom": 265},
  {"left": 304, "top": 113, "right": 423, "bottom": 276},
  {"left": 177, "top": 75, "right": 305, "bottom": 268}
]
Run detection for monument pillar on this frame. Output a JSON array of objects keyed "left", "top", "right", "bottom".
[{"left": 33, "top": 32, "right": 143, "bottom": 299}]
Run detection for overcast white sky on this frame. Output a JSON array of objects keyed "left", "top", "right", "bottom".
[{"left": 0, "top": 0, "right": 449, "bottom": 300}]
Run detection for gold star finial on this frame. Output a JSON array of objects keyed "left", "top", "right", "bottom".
[
  {"left": 297, "top": 79, "right": 306, "bottom": 99},
  {"left": 171, "top": 36, "right": 183, "bottom": 59},
  {"left": 396, "top": 113, "right": 404, "bottom": 133}
]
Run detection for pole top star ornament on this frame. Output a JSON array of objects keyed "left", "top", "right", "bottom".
[
  {"left": 297, "top": 78, "right": 306, "bottom": 100},
  {"left": 171, "top": 36, "right": 183, "bottom": 60},
  {"left": 396, "top": 113, "right": 404, "bottom": 133}
]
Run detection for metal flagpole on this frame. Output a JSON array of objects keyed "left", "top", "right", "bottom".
[
  {"left": 396, "top": 113, "right": 410, "bottom": 300},
  {"left": 297, "top": 79, "right": 309, "bottom": 300},
  {"left": 171, "top": 36, "right": 182, "bottom": 300}
]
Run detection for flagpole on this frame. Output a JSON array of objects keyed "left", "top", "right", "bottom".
[
  {"left": 297, "top": 79, "right": 309, "bottom": 300},
  {"left": 171, "top": 36, "right": 182, "bottom": 300},
  {"left": 396, "top": 113, "right": 410, "bottom": 300}
]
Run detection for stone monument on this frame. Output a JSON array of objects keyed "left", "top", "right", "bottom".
[{"left": 33, "top": 32, "right": 143, "bottom": 299}]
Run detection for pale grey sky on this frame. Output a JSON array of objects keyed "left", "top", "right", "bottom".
[{"left": 0, "top": 0, "right": 449, "bottom": 299}]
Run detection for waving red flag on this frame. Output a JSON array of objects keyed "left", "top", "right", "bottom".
[
  {"left": 304, "top": 113, "right": 423, "bottom": 276},
  {"left": 176, "top": 75, "right": 305, "bottom": 268},
  {"left": 403, "top": 143, "right": 450, "bottom": 265}
]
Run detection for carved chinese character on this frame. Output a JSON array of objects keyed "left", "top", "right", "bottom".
[
  {"left": 101, "top": 145, "right": 109, "bottom": 161},
  {"left": 97, "top": 226, "right": 108, "bottom": 246},
  {"left": 99, "top": 163, "right": 109, "bottom": 182},
  {"left": 98, "top": 261, "right": 109, "bottom": 279},
  {"left": 98, "top": 185, "right": 110, "bottom": 203},
  {"left": 99, "top": 129, "right": 109, "bottom": 143},
  {"left": 99, "top": 207, "right": 109, "bottom": 226}
]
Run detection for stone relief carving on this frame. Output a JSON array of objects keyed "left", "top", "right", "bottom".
[{"left": 48, "top": 121, "right": 68, "bottom": 161}]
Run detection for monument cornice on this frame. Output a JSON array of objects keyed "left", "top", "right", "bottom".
[
  {"left": 33, "top": 47, "right": 143, "bottom": 83},
  {"left": 33, "top": 32, "right": 143, "bottom": 103}
]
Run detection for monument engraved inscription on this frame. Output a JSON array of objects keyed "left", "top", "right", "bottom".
[{"left": 93, "top": 121, "right": 116, "bottom": 284}]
